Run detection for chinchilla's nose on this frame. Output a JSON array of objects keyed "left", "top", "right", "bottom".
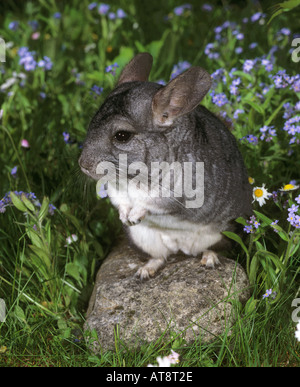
[{"left": 78, "top": 154, "right": 92, "bottom": 176}]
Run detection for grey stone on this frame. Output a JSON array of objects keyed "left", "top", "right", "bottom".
[{"left": 84, "top": 240, "right": 251, "bottom": 351}]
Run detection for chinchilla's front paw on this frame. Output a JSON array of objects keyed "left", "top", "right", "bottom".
[
  {"left": 119, "top": 205, "right": 131, "bottom": 225},
  {"left": 128, "top": 207, "right": 148, "bottom": 225},
  {"left": 120, "top": 206, "right": 148, "bottom": 226}
]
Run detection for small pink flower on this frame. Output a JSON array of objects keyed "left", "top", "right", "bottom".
[
  {"left": 21, "top": 139, "right": 30, "bottom": 148},
  {"left": 65, "top": 234, "right": 78, "bottom": 246},
  {"left": 31, "top": 32, "right": 40, "bottom": 40}
]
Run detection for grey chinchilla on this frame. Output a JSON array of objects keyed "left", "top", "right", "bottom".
[{"left": 79, "top": 53, "right": 252, "bottom": 280}]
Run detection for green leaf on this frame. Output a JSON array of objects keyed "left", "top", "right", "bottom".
[
  {"left": 29, "top": 245, "right": 52, "bottom": 270},
  {"left": 38, "top": 197, "right": 50, "bottom": 222},
  {"left": 231, "top": 70, "right": 253, "bottom": 82},
  {"left": 14, "top": 305, "right": 26, "bottom": 323},
  {"left": 270, "top": 224, "right": 289, "bottom": 242},
  {"left": 249, "top": 254, "right": 259, "bottom": 284},
  {"left": 57, "top": 318, "right": 68, "bottom": 331},
  {"left": 268, "top": 8, "right": 285, "bottom": 24},
  {"left": 26, "top": 229, "right": 44, "bottom": 249},
  {"left": 255, "top": 240, "right": 265, "bottom": 251},
  {"left": 57, "top": 319, "right": 71, "bottom": 339},
  {"left": 235, "top": 217, "right": 247, "bottom": 226},
  {"left": 152, "top": 30, "right": 178, "bottom": 80},
  {"left": 222, "top": 231, "right": 249, "bottom": 256},
  {"left": 244, "top": 296, "right": 258, "bottom": 315},
  {"left": 253, "top": 210, "right": 273, "bottom": 226},
  {"left": 264, "top": 99, "right": 289, "bottom": 126},
  {"left": 65, "top": 262, "right": 81, "bottom": 282},
  {"left": 21, "top": 193, "right": 35, "bottom": 212},
  {"left": 268, "top": 0, "right": 300, "bottom": 24},
  {"left": 10, "top": 192, "right": 27, "bottom": 212},
  {"left": 134, "top": 40, "right": 146, "bottom": 52},
  {"left": 244, "top": 99, "right": 265, "bottom": 115}
]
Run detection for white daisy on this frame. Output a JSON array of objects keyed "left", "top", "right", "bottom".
[
  {"left": 252, "top": 184, "right": 272, "bottom": 206},
  {"left": 279, "top": 183, "right": 300, "bottom": 192}
]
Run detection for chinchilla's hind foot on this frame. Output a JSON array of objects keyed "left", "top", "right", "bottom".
[
  {"left": 135, "top": 257, "right": 166, "bottom": 280},
  {"left": 200, "top": 250, "right": 220, "bottom": 268}
]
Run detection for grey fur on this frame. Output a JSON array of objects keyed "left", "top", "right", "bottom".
[{"left": 79, "top": 53, "right": 252, "bottom": 279}]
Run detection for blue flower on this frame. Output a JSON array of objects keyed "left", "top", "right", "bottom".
[
  {"left": 173, "top": 4, "right": 192, "bottom": 16},
  {"left": 233, "top": 109, "right": 244, "bottom": 119},
  {"left": 202, "top": 4, "right": 213, "bottom": 11},
  {"left": 263, "top": 289, "right": 273, "bottom": 299},
  {"left": 38, "top": 56, "right": 53, "bottom": 71},
  {"left": 28, "top": 20, "right": 39, "bottom": 31},
  {"left": 212, "top": 92, "right": 229, "bottom": 107},
  {"left": 288, "top": 204, "right": 299, "bottom": 214},
  {"left": 261, "top": 59, "right": 273, "bottom": 72},
  {"left": 19, "top": 49, "right": 37, "bottom": 71},
  {"left": 53, "top": 12, "right": 62, "bottom": 19},
  {"left": 105, "top": 63, "right": 119, "bottom": 75},
  {"left": 251, "top": 12, "right": 265, "bottom": 22},
  {"left": 243, "top": 225, "right": 253, "bottom": 234},
  {"left": 48, "top": 204, "right": 56, "bottom": 216},
  {"left": 214, "top": 26, "right": 223, "bottom": 34},
  {"left": 204, "top": 43, "right": 220, "bottom": 59},
  {"left": 88, "top": 2, "right": 98, "bottom": 10},
  {"left": 240, "top": 134, "right": 258, "bottom": 145},
  {"left": 108, "top": 12, "right": 116, "bottom": 20},
  {"left": 243, "top": 59, "right": 255, "bottom": 73},
  {"left": 116, "top": 9, "right": 127, "bottom": 19},
  {"left": 249, "top": 42, "right": 258, "bottom": 49},
  {"left": 8, "top": 21, "right": 19, "bottom": 30},
  {"left": 90, "top": 85, "right": 103, "bottom": 96},
  {"left": 170, "top": 61, "right": 191, "bottom": 79},
  {"left": 279, "top": 28, "right": 290, "bottom": 36},
  {"left": 98, "top": 3, "right": 110, "bottom": 15},
  {"left": 11, "top": 166, "right": 18, "bottom": 178},
  {"left": 211, "top": 68, "right": 224, "bottom": 82},
  {"left": 229, "top": 84, "right": 239, "bottom": 95},
  {"left": 156, "top": 79, "right": 166, "bottom": 86},
  {"left": 235, "top": 33, "right": 244, "bottom": 40},
  {"left": 235, "top": 47, "right": 243, "bottom": 54},
  {"left": 98, "top": 184, "right": 108, "bottom": 199},
  {"left": 271, "top": 220, "right": 279, "bottom": 232},
  {"left": 63, "top": 131, "right": 71, "bottom": 144}
]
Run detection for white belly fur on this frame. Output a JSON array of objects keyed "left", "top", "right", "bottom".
[
  {"left": 128, "top": 214, "right": 222, "bottom": 259},
  {"left": 107, "top": 184, "right": 222, "bottom": 259}
]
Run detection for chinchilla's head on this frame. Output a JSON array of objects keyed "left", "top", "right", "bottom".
[{"left": 79, "top": 53, "right": 212, "bottom": 180}]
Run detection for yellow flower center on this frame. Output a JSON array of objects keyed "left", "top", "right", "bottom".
[
  {"left": 283, "top": 184, "right": 294, "bottom": 190},
  {"left": 254, "top": 188, "right": 263, "bottom": 198},
  {"left": 248, "top": 177, "right": 254, "bottom": 184}
]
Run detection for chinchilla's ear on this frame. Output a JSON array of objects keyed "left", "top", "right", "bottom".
[
  {"left": 117, "top": 52, "right": 153, "bottom": 85},
  {"left": 152, "top": 67, "right": 212, "bottom": 126}
]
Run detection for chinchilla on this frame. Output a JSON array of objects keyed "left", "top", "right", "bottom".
[{"left": 79, "top": 52, "right": 252, "bottom": 280}]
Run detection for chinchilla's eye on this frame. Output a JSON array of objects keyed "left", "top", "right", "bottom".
[{"left": 114, "top": 131, "right": 133, "bottom": 143}]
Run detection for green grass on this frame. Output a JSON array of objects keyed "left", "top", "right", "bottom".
[
  {"left": 1, "top": 0, "right": 300, "bottom": 367},
  {"left": 1, "top": 288, "right": 299, "bottom": 367}
]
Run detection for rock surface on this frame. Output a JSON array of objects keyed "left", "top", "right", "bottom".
[{"left": 84, "top": 240, "right": 251, "bottom": 351}]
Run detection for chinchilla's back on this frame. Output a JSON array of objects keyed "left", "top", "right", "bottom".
[{"left": 181, "top": 105, "right": 252, "bottom": 227}]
